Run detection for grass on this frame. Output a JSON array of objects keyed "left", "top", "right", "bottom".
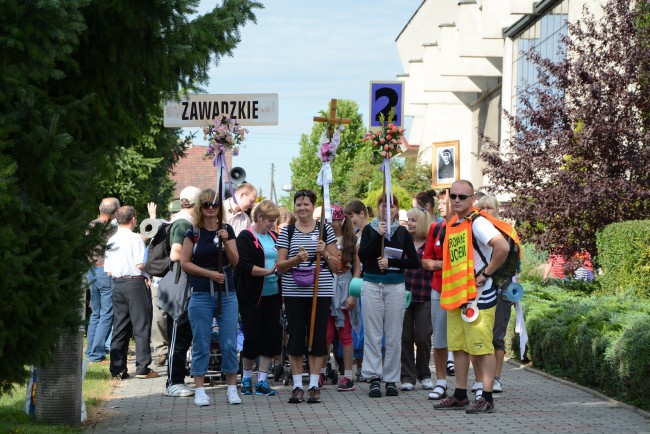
[{"left": 0, "top": 361, "right": 114, "bottom": 434}]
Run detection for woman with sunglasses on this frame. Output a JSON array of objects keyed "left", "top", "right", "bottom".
[
  {"left": 359, "top": 194, "right": 419, "bottom": 398},
  {"left": 276, "top": 189, "right": 339, "bottom": 404},
  {"left": 235, "top": 200, "right": 282, "bottom": 397},
  {"left": 180, "top": 189, "right": 240, "bottom": 407}
]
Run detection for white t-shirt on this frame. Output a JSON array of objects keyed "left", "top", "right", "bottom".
[
  {"left": 451, "top": 215, "right": 500, "bottom": 307},
  {"left": 104, "top": 227, "right": 145, "bottom": 278}
]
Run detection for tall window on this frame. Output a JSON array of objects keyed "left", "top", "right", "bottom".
[{"left": 511, "top": 0, "right": 569, "bottom": 115}]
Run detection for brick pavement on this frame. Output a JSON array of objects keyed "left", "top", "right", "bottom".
[{"left": 87, "top": 359, "right": 649, "bottom": 433}]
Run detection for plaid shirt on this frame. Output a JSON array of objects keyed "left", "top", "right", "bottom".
[{"left": 404, "top": 243, "right": 432, "bottom": 303}]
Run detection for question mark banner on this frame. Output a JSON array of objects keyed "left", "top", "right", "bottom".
[{"left": 369, "top": 81, "right": 404, "bottom": 130}]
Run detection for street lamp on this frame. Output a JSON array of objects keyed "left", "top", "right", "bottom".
[{"left": 282, "top": 184, "right": 294, "bottom": 211}]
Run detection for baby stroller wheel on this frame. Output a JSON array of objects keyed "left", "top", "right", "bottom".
[
  {"left": 282, "top": 369, "right": 290, "bottom": 386},
  {"left": 273, "top": 364, "right": 284, "bottom": 382}
]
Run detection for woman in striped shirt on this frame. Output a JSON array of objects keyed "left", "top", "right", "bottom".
[{"left": 275, "top": 189, "right": 339, "bottom": 404}]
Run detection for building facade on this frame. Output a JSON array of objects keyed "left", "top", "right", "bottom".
[{"left": 396, "top": 0, "right": 598, "bottom": 190}]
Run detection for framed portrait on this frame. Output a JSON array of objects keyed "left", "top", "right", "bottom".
[{"left": 432, "top": 140, "right": 460, "bottom": 188}]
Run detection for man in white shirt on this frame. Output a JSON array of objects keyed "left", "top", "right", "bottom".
[
  {"left": 224, "top": 183, "right": 257, "bottom": 236},
  {"left": 105, "top": 206, "right": 158, "bottom": 380}
]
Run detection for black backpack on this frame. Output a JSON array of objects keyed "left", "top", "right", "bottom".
[{"left": 143, "top": 221, "right": 173, "bottom": 277}]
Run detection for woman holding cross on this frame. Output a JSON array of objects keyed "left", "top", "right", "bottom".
[{"left": 276, "top": 189, "right": 339, "bottom": 404}]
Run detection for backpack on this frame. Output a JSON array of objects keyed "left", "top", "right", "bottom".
[
  {"left": 465, "top": 209, "right": 522, "bottom": 289},
  {"left": 143, "top": 221, "right": 173, "bottom": 277}
]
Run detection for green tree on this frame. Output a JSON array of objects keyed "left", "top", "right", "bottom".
[{"left": 0, "top": 0, "right": 262, "bottom": 392}]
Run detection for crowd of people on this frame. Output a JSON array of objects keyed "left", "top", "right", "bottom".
[{"left": 87, "top": 179, "right": 532, "bottom": 413}]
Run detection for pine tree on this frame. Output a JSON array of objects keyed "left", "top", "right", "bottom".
[{"left": 0, "top": 0, "right": 262, "bottom": 392}]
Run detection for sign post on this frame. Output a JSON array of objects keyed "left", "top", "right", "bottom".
[
  {"left": 369, "top": 81, "right": 404, "bottom": 131},
  {"left": 164, "top": 93, "right": 278, "bottom": 127}
]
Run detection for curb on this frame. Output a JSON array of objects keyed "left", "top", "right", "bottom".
[{"left": 506, "top": 359, "right": 650, "bottom": 420}]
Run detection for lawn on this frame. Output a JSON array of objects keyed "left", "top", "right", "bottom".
[{"left": 0, "top": 361, "right": 114, "bottom": 434}]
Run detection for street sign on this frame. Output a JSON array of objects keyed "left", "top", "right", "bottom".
[
  {"left": 164, "top": 93, "right": 278, "bottom": 127},
  {"left": 369, "top": 81, "right": 404, "bottom": 130}
]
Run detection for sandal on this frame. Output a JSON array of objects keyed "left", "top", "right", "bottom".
[
  {"left": 427, "top": 384, "right": 448, "bottom": 400},
  {"left": 474, "top": 388, "right": 483, "bottom": 402},
  {"left": 446, "top": 360, "right": 455, "bottom": 376}
]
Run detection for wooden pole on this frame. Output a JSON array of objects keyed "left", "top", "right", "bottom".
[
  {"left": 308, "top": 185, "right": 327, "bottom": 351},
  {"left": 217, "top": 164, "right": 223, "bottom": 316}
]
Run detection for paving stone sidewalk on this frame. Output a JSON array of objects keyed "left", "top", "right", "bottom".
[{"left": 88, "top": 360, "right": 649, "bottom": 433}]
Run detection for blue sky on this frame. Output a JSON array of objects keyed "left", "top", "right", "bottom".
[{"left": 191, "top": 0, "right": 422, "bottom": 198}]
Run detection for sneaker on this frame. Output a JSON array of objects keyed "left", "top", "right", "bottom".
[
  {"left": 318, "top": 373, "right": 327, "bottom": 389},
  {"left": 493, "top": 377, "right": 503, "bottom": 393},
  {"left": 433, "top": 395, "right": 470, "bottom": 410},
  {"left": 194, "top": 389, "right": 210, "bottom": 407},
  {"left": 241, "top": 377, "right": 253, "bottom": 395},
  {"left": 385, "top": 382, "right": 399, "bottom": 397},
  {"left": 419, "top": 378, "right": 434, "bottom": 390},
  {"left": 165, "top": 383, "right": 195, "bottom": 397},
  {"left": 474, "top": 389, "right": 483, "bottom": 402},
  {"left": 135, "top": 369, "right": 160, "bottom": 379},
  {"left": 255, "top": 380, "right": 276, "bottom": 396},
  {"left": 466, "top": 397, "right": 495, "bottom": 413},
  {"left": 306, "top": 386, "right": 321, "bottom": 403},
  {"left": 227, "top": 388, "right": 242, "bottom": 405},
  {"left": 336, "top": 377, "right": 356, "bottom": 392},
  {"left": 288, "top": 387, "right": 304, "bottom": 403},
  {"left": 369, "top": 378, "right": 382, "bottom": 398},
  {"left": 112, "top": 371, "right": 130, "bottom": 381},
  {"left": 400, "top": 382, "right": 415, "bottom": 391}
]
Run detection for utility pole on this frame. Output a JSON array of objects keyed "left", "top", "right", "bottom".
[{"left": 269, "top": 163, "right": 278, "bottom": 203}]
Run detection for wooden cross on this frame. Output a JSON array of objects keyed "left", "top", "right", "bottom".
[{"left": 313, "top": 98, "right": 352, "bottom": 139}]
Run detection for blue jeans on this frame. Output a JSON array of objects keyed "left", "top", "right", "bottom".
[
  {"left": 188, "top": 290, "right": 239, "bottom": 376},
  {"left": 86, "top": 266, "right": 114, "bottom": 361}
]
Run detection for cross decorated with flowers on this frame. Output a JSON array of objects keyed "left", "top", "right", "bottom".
[{"left": 313, "top": 99, "right": 352, "bottom": 141}]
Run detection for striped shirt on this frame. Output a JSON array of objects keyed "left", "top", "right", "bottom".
[{"left": 277, "top": 223, "right": 336, "bottom": 298}]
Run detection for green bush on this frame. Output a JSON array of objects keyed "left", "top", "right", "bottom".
[
  {"left": 365, "top": 185, "right": 412, "bottom": 215},
  {"left": 597, "top": 220, "right": 650, "bottom": 298},
  {"left": 510, "top": 284, "right": 650, "bottom": 410}
]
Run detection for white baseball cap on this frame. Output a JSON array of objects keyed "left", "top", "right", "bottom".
[{"left": 179, "top": 186, "right": 201, "bottom": 205}]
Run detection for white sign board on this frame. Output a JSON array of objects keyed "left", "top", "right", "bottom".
[{"left": 164, "top": 93, "right": 278, "bottom": 127}]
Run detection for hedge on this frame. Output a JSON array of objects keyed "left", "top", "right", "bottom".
[
  {"left": 509, "top": 283, "right": 650, "bottom": 410},
  {"left": 596, "top": 220, "right": 650, "bottom": 298}
]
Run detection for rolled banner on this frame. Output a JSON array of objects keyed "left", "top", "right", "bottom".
[
  {"left": 496, "top": 282, "right": 524, "bottom": 302},
  {"left": 379, "top": 158, "right": 393, "bottom": 240},
  {"left": 213, "top": 152, "right": 237, "bottom": 204},
  {"left": 140, "top": 218, "right": 163, "bottom": 239},
  {"left": 514, "top": 301, "right": 528, "bottom": 357},
  {"left": 349, "top": 277, "right": 363, "bottom": 298},
  {"left": 317, "top": 162, "right": 333, "bottom": 223}
]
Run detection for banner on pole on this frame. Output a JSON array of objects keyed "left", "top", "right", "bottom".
[{"left": 164, "top": 93, "right": 279, "bottom": 127}]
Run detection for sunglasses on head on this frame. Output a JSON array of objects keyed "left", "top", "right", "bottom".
[
  {"left": 449, "top": 194, "right": 472, "bottom": 201},
  {"left": 201, "top": 201, "right": 219, "bottom": 210}
]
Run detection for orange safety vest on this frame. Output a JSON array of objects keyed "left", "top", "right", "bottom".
[{"left": 441, "top": 217, "right": 477, "bottom": 310}]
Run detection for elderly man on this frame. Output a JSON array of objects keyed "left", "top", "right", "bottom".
[
  {"left": 105, "top": 206, "right": 158, "bottom": 380},
  {"left": 224, "top": 183, "right": 257, "bottom": 236},
  {"left": 86, "top": 197, "right": 120, "bottom": 362},
  {"left": 433, "top": 180, "right": 509, "bottom": 413}
]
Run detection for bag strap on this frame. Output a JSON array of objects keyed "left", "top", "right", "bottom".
[{"left": 432, "top": 221, "right": 443, "bottom": 243}]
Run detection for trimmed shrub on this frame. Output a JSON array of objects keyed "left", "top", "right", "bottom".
[
  {"left": 509, "top": 284, "right": 650, "bottom": 410},
  {"left": 597, "top": 220, "right": 650, "bottom": 298}
]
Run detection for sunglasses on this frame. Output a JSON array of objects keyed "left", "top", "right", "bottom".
[
  {"left": 449, "top": 194, "right": 472, "bottom": 201},
  {"left": 201, "top": 201, "right": 219, "bottom": 210}
]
